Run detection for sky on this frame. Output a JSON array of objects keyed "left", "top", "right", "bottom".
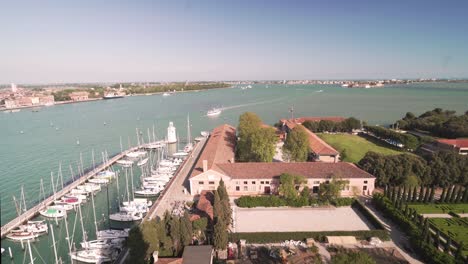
[{"left": 1, "top": 0, "right": 468, "bottom": 83}]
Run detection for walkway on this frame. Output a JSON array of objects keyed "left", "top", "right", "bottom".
[
  {"left": 422, "top": 213, "right": 468, "bottom": 218},
  {"left": 359, "top": 198, "right": 423, "bottom": 264},
  {"left": 1, "top": 144, "right": 144, "bottom": 239},
  {"left": 146, "top": 137, "right": 207, "bottom": 220}
]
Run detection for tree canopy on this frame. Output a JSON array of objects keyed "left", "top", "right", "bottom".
[
  {"left": 396, "top": 108, "right": 468, "bottom": 138},
  {"left": 331, "top": 251, "right": 376, "bottom": 264},
  {"left": 236, "top": 112, "right": 277, "bottom": 162},
  {"left": 283, "top": 126, "right": 310, "bottom": 162},
  {"left": 302, "top": 117, "right": 361, "bottom": 133},
  {"left": 318, "top": 176, "right": 349, "bottom": 201}
]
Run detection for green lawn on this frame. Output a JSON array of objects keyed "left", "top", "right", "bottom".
[
  {"left": 429, "top": 217, "right": 468, "bottom": 255},
  {"left": 408, "top": 203, "right": 468, "bottom": 214},
  {"left": 317, "top": 133, "right": 402, "bottom": 163}
]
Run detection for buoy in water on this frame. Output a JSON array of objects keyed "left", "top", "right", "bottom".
[
  {"left": 76, "top": 139, "right": 80, "bottom": 145},
  {"left": 20, "top": 130, "right": 24, "bottom": 134}
]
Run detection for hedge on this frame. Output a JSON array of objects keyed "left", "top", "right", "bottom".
[
  {"left": 373, "top": 194, "right": 457, "bottom": 264},
  {"left": 229, "top": 230, "right": 390, "bottom": 244},
  {"left": 235, "top": 195, "right": 356, "bottom": 208},
  {"left": 352, "top": 200, "right": 386, "bottom": 230}
]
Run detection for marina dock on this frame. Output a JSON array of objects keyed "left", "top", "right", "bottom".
[{"left": 1, "top": 144, "right": 144, "bottom": 239}]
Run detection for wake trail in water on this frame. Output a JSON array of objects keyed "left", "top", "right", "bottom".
[{"left": 202, "top": 97, "right": 289, "bottom": 117}]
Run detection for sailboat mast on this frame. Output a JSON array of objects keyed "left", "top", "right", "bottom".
[
  {"left": 78, "top": 204, "right": 86, "bottom": 243},
  {"left": 21, "top": 185, "right": 27, "bottom": 212},
  {"left": 187, "top": 114, "right": 191, "bottom": 144},
  {"left": 59, "top": 162, "right": 64, "bottom": 189},
  {"left": 50, "top": 223, "right": 59, "bottom": 264},
  {"left": 130, "top": 167, "right": 135, "bottom": 201},
  {"left": 91, "top": 190, "right": 98, "bottom": 235},
  {"left": 125, "top": 168, "right": 130, "bottom": 204},
  {"left": 64, "top": 216, "right": 72, "bottom": 252},
  {"left": 27, "top": 239, "right": 34, "bottom": 264},
  {"left": 51, "top": 172, "right": 56, "bottom": 201}
]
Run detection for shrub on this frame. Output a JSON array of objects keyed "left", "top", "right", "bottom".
[
  {"left": 331, "top": 197, "right": 355, "bottom": 207},
  {"left": 352, "top": 200, "right": 386, "bottom": 230},
  {"left": 229, "top": 230, "right": 390, "bottom": 244}
]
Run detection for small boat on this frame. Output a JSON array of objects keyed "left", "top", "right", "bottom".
[
  {"left": 39, "top": 207, "right": 66, "bottom": 218},
  {"left": 194, "top": 136, "right": 205, "bottom": 142},
  {"left": 96, "top": 170, "right": 116, "bottom": 179},
  {"left": 88, "top": 178, "right": 110, "bottom": 184},
  {"left": 1, "top": 248, "right": 4, "bottom": 254},
  {"left": 81, "top": 238, "right": 124, "bottom": 250},
  {"left": 316, "top": 90, "right": 323, "bottom": 93},
  {"left": 173, "top": 151, "right": 189, "bottom": 157},
  {"left": 162, "top": 92, "right": 171, "bottom": 97},
  {"left": 184, "top": 143, "right": 193, "bottom": 153},
  {"left": 109, "top": 211, "right": 143, "bottom": 222},
  {"left": 137, "top": 158, "right": 149, "bottom": 166},
  {"left": 70, "top": 249, "right": 116, "bottom": 263},
  {"left": 116, "top": 159, "right": 134, "bottom": 167},
  {"left": 103, "top": 93, "right": 124, "bottom": 99},
  {"left": 207, "top": 108, "right": 221, "bottom": 117},
  {"left": 77, "top": 183, "right": 101, "bottom": 192},
  {"left": 200, "top": 131, "right": 210, "bottom": 137},
  {"left": 97, "top": 229, "right": 130, "bottom": 239},
  {"left": 70, "top": 188, "right": 91, "bottom": 196},
  {"left": 120, "top": 201, "right": 151, "bottom": 213},
  {"left": 11, "top": 221, "right": 48, "bottom": 235},
  {"left": 6, "top": 231, "right": 38, "bottom": 241},
  {"left": 134, "top": 188, "right": 160, "bottom": 197},
  {"left": 51, "top": 202, "right": 74, "bottom": 211}
]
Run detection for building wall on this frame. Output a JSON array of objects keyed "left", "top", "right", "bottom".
[
  {"left": 4, "top": 99, "right": 17, "bottom": 108},
  {"left": 316, "top": 155, "right": 339, "bottom": 163},
  {"left": 190, "top": 172, "right": 375, "bottom": 197}
]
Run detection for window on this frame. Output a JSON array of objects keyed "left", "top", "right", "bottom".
[
  {"left": 250, "top": 185, "right": 256, "bottom": 191},
  {"left": 313, "top": 181, "right": 320, "bottom": 184},
  {"left": 243, "top": 186, "right": 248, "bottom": 191},
  {"left": 208, "top": 181, "right": 215, "bottom": 185},
  {"left": 363, "top": 186, "right": 368, "bottom": 191},
  {"left": 243, "top": 181, "right": 248, "bottom": 184},
  {"left": 260, "top": 181, "right": 265, "bottom": 184},
  {"left": 265, "top": 181, "right": 270, "bottom": 184},
  {"left": 251, "top": 181, "right": 256, "bottom": 184},
  {"left": 198, "top": 181, "right": 204, "bottom": 185},
  {"left": 364, "top": 180, "right": 368, "bottom": 184},
  {"left": 312, "top": 186, "right": 319, "bottom": 194},
  {"left": 325, "top": 180, "right": 330, "bottom": 184},
  {"left": 235, "top": 181, "right": 240, "bottom": 185},
  {"left": 236, "top": 186, "right": 240, "bottom": 191}
]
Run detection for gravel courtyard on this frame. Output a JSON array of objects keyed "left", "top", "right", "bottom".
[{"left": 233, "top": 206, "right": 373, "bottom": 232}]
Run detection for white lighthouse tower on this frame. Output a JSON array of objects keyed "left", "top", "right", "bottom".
[{"left": 167, "top": 122, "right": 177, "bottom": 144}]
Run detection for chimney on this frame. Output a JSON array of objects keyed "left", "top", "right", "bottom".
[
  {"left": 202, "top": 160, "right": 208, "bottom": 172},
  {"left": 230, "top": 158, "right": 234, "bottom": 163},
  {"left": 152, "top": 251, "right": 158, "bottom": 263}
]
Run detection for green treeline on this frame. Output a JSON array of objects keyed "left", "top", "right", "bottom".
[
  {"left": 364, "top": 125, "right": 420, "bottom": 150},
  {"left": 302, "top": 117, "right": 361, "bottom": 133},
  {"left": 236, "top": 112, "right": 277, "bottom": 162},
  {"left": 124, "top": 82, "right": 231, "bottom": 95},
  {"left": 282, "top": 126, "right": 310, "bottom": 162},
  {"left": 358, "top": 151, "right": 468, "bottom": 187},
  {"left": 396, "top": 108, "right": 468, "bottom": 138}
]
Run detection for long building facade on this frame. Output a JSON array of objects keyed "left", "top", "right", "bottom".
[{"left": 189, "top": 124, "right": 375, "bottom": 197}]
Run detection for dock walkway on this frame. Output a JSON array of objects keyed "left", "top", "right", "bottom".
[{"left": 1, "top": 144, "right": 143, "bottom": 239}]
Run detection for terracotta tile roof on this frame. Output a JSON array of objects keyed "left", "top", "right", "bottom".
[
  {"left": 216, "top": 162, "right": 374, "bottom": 179},
  {"left": 437, "top": 139, "right": 468, "bottom": 148},
  {"left": 190, "top": 124, "right": 236, "bottom": 178},
  {"left": 280, "top": 116, "right": 346, "bottom": 125},
  {"left": 301, "top": 125, "right": 339, "bottom": 155},
  {"left": 196, "top": 191, "right": 214, "bottom": 221}
]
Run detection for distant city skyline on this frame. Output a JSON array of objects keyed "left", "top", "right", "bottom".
[{"left": 1, "top": 0, "right": 468, "bottom": 84}]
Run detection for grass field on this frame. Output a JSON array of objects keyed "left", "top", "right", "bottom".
[
  {"left": 317, "top": 133, "right": 402, "bottom": 163},
  {"left": 429, "top": 217, "right": 468, "bottom": 255},
  {"left": 409, "top": 203, "right": 468, "bottom": 214}
]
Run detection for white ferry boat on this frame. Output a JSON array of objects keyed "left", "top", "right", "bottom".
[{"left": 207, "top": 108, "right": 221, "bottom": 117}]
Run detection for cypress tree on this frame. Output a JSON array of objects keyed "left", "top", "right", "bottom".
[
  {"left": 418, "top": 186, "right": 425, "bottom": 202},
  {"left": 180, "top": 212, "right": 193, "bottom": 247},
  {"left": 456, "top": 187, "right": 464, "bottom": 203},
  {"left": 170, "top": 216, "right": 181, "bottom": 255},
  {"left": 429, "top": 186, "right": 435, "bottom": 203},
  {"left": 391, "top": 187, "right": 396, "bottom": 204},
  {"left": 463, "top": 187, "right": 468, "bottom": 203},
  {"left": 445, "top": 237, "right": 452, "bottom": 253},
  {"left": 402, "top": 185, "right": 407, "bottom": 202},
  {"left": 383, "top": 185, "right": 388, "bottom": 197},
  {"left": 455, "top": 242, "right": 464, "bottom": 262},
  {"left": 397, "top": 187, "right": 403, "bottom": 202},
  {"left": 450, "top": 186, "right": 458, "bottom": 203},
  {"left": 435, "top": 230, "right": 441, "bottom": 249},
  {"left": 423, "top": 219, "right": 431, "bottom": 244},
  {"left": 404, "top": 204, "right": 409, "bottom": 216},
  {"left": 445, "top": 186, "right": 453, "bottom": 203},
  {"left": 412, "top": 186, "right": 418, "bottom": 202},
  {"left": 439, "top": 187, "right": 446, "bottom": 203},
  {"left": 213, "top": 217, "right": 228, "bottom": 251},
  {"left": 413, "top": 209, "right": 419, "bottom": 223},
  {"left": 423, "top": 187, "right": 430, "bottom": 203}
]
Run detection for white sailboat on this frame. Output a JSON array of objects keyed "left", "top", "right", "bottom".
[
  {"left": 207, "top": 108, "right": 222, "bottom": 117},
  {"left": 109, "top": 211, "right": 143, "bottom": 222},
  {"left": 88, "top": 178, "right": 110, "bottom": 184},
  {"left": 81, "top": 238, "right": 124, "bottom": 250},
  {"left": 39, "top": 207, "right": 66, "bottom": 218},
  {"left": 97, "top": 229, "right": 130, "bottom": 240},
  {"left": 137, "top": 157, "right": 149, "bottom": 166},
  {"left": 70, "top": 249, "right": 116, "bottom": 263},
  {"left": 134, "top": 188, "right": 160, "bottom": 197}
]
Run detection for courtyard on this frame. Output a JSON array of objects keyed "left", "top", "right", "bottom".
[{"left": 233, "top": 206, "right": 373, "bottom": 232}]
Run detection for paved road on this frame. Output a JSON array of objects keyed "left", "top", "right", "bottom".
[
  {"left": 147, "top": 138, "right": 206, "bottom": 219},
  {"left": 360, "top": 198, "right": 423, "bottom": 264}
]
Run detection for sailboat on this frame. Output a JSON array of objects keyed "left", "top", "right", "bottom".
[
  {"left": 137, "top": 157, "right": 149, "bottom": 166},
  {"left": 183, "top": 114, "right": 193, "bottom": 153},
  {"left": 70, "top": 248, "right": 117, "bottom": 263},
  {"left": 39, "top": 207, "right": 66, "bottom": 218},
  {"left": 97, "top": 229, "right": 130, "bottom": 240}
]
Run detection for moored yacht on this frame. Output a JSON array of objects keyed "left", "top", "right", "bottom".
[{"left": 207, "top": 108, "right": 221, "bottom": 117}]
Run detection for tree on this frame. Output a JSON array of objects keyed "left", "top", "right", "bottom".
[
  {"left": 283, "top": 126, "right": 310, "bottom": 162},
  {"left": 412, "top": 186, "right": 418, "bottom": 202},
  {"left": 331, "top": 251, "right": 376, "bottom": 264},
  {"left": 302, "top": 120, "right": 319, "bottom": 132},
  {"left": 429, "top": 186, "right": 435, "bottom": 202},
  {"left": 449, "top": 186, "right": 458, "bottom": 203},
  {"left": 340, "top": 148, "right": 348, "bottom": 162},
  {"left": 445, "top": 186, "right": 453, "bottom": 203},
  {"left": 318, "top": 120, "right": 335, "bottom": 132},
  {"left": 318, "top": 176, "right": 349, "bottom": 202},
  {"left": 170, "top": 216, "right": 181, "bottom": 255},
  {"left": 278, "top": 173, "right": 306, "bottom": 200},
  {"left": 418, "top": 186, "right": 425, "bottom": 202},
  {"left": 217, "top": 179, "right": 232, "bottom": 226},
  {"left": 127, "top": 226, "right": 149, "bottom": 264},
  {"left": 445, "top": 237, "right": 452, "bottom": 253},
  {"left": 236, "top": 112, "right": 277, "bottom": 162},
  {"left": 423, "top": 187, "right": 431, "bottom": 203},
  {"left": 180, "top": 212, "right": 193, "bottom": 247},
  {"left": 439, "top": 187, "right": 447, "bottom": 202},
  {"left": 341, "top": 117, "right": 361, "bottom": 132},
  {"left": 213, "top": 217, "right": 228, "bottom": 250}
]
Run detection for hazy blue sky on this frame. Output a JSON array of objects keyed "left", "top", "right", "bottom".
[{"left": 1, "top": 0, "right": 467, "bottom": 83}]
